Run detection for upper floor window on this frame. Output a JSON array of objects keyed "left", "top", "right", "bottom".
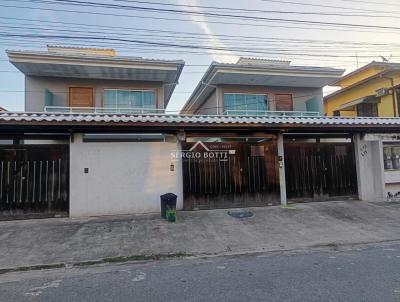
[
  {"left": 356, "top": 103, "right": 378, "bottom": 117},
  {"left": 103, "top": 89, "right": 156, "bottom": 110},
  {"left": 223, "top": 93, "right": 268, "bottom": 115}
]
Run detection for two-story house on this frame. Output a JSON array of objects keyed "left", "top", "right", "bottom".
[
  {"left": 1, "top": 49, "right": 399, "bottom": 220},
  {"left": 181, "top": 58, "right": 342, "bottom": 116},
  {"left": 8, "top": 46, "right": 184, "bottom": 114},
  {"left": 178, "top": 58, "right": 369, "bottom": 210},
  {"left": 2, "top": 46, "right": 185, "bottom": 218}
]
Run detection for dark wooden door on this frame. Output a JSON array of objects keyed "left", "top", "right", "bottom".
[
  {"left": 182, "top": 141, "right": 280, "bottom": 210},
  {"left": 0, "top": 145, "right": 69, "bottom": 219},
  {"left": 284, "top": 142, "right": 358, "bottom": 200}
]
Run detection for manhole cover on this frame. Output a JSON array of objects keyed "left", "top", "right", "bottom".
[{"left": 227, "top": 210, "right": 254, "bottom": 219}]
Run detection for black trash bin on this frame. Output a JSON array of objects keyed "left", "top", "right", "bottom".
[{"left": 160, "top": 193, "right": 177, "bottom": 219}]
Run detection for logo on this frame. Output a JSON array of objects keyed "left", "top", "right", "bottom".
[
  {"left": 171, "top": 142, "right": 235, "bottom": 162},
  {"left": 189, "top": 141, "right": 210, "bottom": 152}
]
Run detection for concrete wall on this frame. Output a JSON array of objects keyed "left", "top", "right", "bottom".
[
  {"left": 25, "top": 76, "right": 164, "bottom": 111},
  {"left": 353, "top": 134, "right": 386, "bottom": 202},
  {"left": 194, "top": 90, "right": 219, "bottom": 115},
  {"left": 69, "top": 134, "right": 183, "bottom": 217},
  {"left": 196, "top": 85, "right": 323, "bottom": 115}
]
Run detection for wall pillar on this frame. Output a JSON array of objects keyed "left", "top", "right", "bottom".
[
  {"left": 277, "top": 133, "right": 287, "bottom": 206},
  {"left": 354, "top": 133, "right": 386, "bottom": 202}
]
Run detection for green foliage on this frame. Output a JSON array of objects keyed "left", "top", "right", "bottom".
[{"left": 166, "top": 207, "right": 177, "bottom": 222}]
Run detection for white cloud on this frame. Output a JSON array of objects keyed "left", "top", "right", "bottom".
[{"left": 178, "top": 0, "right": 239, "bottom": 63}]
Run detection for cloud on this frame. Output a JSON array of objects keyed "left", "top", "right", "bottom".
[{"left": 178, "top": 0, "right": 239, "bottom": 63}]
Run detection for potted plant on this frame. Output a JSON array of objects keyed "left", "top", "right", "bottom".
[{"left": 166, "top": 207, "right": 176, "bottom": 222}]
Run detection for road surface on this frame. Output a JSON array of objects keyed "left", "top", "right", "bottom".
[{"left": 1, "top": 242, "right": 400, "bottom": 301}]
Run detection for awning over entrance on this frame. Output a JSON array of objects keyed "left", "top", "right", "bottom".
[{"left": 338, "top": 95, "right": 378, "bottom": 111}]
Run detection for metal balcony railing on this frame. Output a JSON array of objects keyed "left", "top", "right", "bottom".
[
  {"left": 223, "top": 110, "right": 320, "bottom": 117},
  {"left": 44, "top": 106, "right": 166, "bottom": 114}
]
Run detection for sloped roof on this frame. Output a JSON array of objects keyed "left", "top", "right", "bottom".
[
  {"left": 6, "top": 50, "right": 185, "bottom": 106},
  {"left": 181, "top": 61, "right": 344, "bottom": 114},
  {"left": 0, "top": 112, "right": 400, "bottom": 133}
]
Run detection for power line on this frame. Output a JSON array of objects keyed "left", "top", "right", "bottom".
[
  {"left": 0, "top": 16, "right": 399, "bottom": 48},
  {"left": 1, "top": 2, "right": 400, "bottom": 34},
  {"left": 2, "top": 24, "right": 399, "bottom": 55},
  {"left": 23, "top": 0, "right": 400, "bottom": 18},
  {"left": 2, "top": 32, "right": 399, "bottom": 59},
  {"left": 260, "top": 0, "right": 400, "bottom": 14},
  {"left": 20, "top": 0, "right": 400, "bottom": 31}
]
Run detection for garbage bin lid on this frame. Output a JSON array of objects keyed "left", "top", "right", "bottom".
[{"left": 160, "top": 193, "right": 177, "bottom": 200}]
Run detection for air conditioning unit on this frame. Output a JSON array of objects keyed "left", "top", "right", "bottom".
[{"left": 376, "top": 88, "right": 390, "bottom": 97}]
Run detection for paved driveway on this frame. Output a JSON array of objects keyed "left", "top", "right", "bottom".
[{"left": 1, "top": 200, "right": 400, "bottom": 270}]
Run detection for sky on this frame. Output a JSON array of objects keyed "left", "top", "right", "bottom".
[{"left": 0, "top": 0, "right": 399, "bottom": 112}]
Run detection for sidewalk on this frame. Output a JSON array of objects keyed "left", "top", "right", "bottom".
[{"left": 1, "top": 200, "right": 400, "bottom": 270}]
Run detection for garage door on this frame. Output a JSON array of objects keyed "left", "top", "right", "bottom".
[
  {"left": 182, "top": 141, "right": 280, "bottom": 210},
  {"left": 0, "top": 145, "right": 69, "bottom": 219},
  {"left": 284, "top": 142, "right": 358, "bottom": 201}
]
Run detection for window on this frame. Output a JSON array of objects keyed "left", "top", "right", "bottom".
[
  {"left": 356, "top": 103, "right": 378, "bottom": 117},
  {"left": 275, "top": 94, "right": 293, "bottom": 111},
  {"left": 397, "top": 88, "right": 400, "bottom": 116},
  {"left": 223, "top": 93, "right": 268, "bottom": 115},
  {"left": 103, "top": 89, "right": 156, "bottom": 113},
  {"left": 383, "top": 145, "right": 400, "bottom": 170}
]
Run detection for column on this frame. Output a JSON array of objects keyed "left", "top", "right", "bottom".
[{"left": 277, "top": 133, "right": 287, "bottom": 206}]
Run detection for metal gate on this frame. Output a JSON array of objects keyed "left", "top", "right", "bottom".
[
  {"left": 182, "top": 141, "right": 280, "bottom": 210},
  {"left": 0, "top": 145, "right": 69, "bottom": 219},
  {"left": 284, "top": 142, "right": 358, "bottom": 200}
]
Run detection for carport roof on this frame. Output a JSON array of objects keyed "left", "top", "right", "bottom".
[{"left": 1, "top": 112, "right": 400, "bottom": 133}]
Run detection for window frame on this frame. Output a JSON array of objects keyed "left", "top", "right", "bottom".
[
  {"left": 223, "top": 92, "right": 269, "bottom": 115},
  {"left": 356, "top": 102, "right": 378, "bottom": 117},
  {"left": 102, "top": 88, "right": 157, "bottom": 109}
]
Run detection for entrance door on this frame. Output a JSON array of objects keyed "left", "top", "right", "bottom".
[
  {"left": 0, "top": 145, "right": 69, "bottom": 219},
  {"left": 69, "top": 87, "right": 94, "bottom": 107},
  {"left": 284, "top": 142, "right": 358, "bottom": 200},
  {"left": 182, "top": 141, "right": 280, "bottom": 210}
]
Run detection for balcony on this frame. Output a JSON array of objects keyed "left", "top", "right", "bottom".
[
  {"left": 223, "top": 110, "right": 320, "bottom": 117},
  {"left": 44, "top": 106, "right": 166, "bottom": 114}
]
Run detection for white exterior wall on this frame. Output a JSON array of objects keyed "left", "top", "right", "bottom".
[
  {"left": 354, "top": 134, "right": 386, "bottom": 202},
  {"left": 69, "top": 134, "right": 183, "bottom": 217}
]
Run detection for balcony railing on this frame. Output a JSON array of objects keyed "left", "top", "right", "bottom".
[
  {"left": 223, "top": 110, "right": 320, "bottom": 117},
  {"left": 44, "top": 106, "right": 166, "bottom": 114}
]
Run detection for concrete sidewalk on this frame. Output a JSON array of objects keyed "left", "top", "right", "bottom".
[{"left": 1, "top": 200, "right": 400, "bottom": 270}]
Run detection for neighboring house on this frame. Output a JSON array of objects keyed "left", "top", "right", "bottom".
[
  {"left": 324, "top": 61, "right": 400, "bottom": 117},
  {"left": 324, "top": 61, "right": 400, "bottom": 200},
  {"left": 1, "top": 50, "right": 400, "bottom": 220},
  {"left": 181, "top": 58, "right": 344, "bottom": 116}
]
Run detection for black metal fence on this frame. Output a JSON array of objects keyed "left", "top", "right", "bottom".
[
  {"left": 0, "top": 145, "right": 69, "bottom": 219},
  {"left": 284, "top": 142, "right": 358, "bottom": 200},
  {"left": 182, "top": 142, "right": 280, "bottom": 210}
]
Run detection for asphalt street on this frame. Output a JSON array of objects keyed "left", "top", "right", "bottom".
[{"left": 1, "top": 242, "right": 400, "bottom": 302}]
